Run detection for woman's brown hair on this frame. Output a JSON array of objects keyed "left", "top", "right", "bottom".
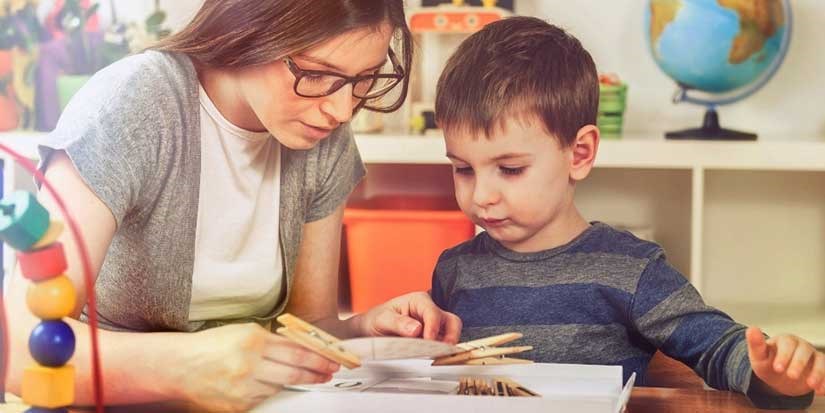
[{"left": 153, "top": 0, "right": 411, "bottom": 113}]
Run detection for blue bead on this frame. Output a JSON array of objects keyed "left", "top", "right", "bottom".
[
  {"left": 28, "top": 320, "right": 75, "bottom": 367},
  {"left": 25, "top": 408, "right": 69, "bottom": 413}
]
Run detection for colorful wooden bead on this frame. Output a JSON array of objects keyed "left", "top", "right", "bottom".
[
  {"left": 26, "top": 275, "right": 76, "bottom": 320},
  {"left": 32, "top": 220, "right": 64, "bottom": 249},
  {"left": 21, "top": 364, "right": 74, "bottom": 408},
  {"left": 0, "top": 191, "right": 50, "bottom": 251},
  {"left": 29, "top": 321, "right": 75, "bottom": 367},
  {"left": 17, "top": 242, "right": 68, "bottom": 282}
]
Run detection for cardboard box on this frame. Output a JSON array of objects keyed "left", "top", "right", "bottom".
[{"left": 256, "top": 359, "right": 635, "bottom": 413}]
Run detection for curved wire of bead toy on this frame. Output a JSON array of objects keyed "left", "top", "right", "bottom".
[{"left": 0, "top": 143, "right": 104, "bottom": 413}]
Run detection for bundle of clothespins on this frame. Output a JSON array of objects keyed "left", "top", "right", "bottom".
[
  {"left": 457, "top": 377, "right": 539, "bottom": 397},
  {"left": 276, "top": 314, "right": 533, "bottom": 368}
]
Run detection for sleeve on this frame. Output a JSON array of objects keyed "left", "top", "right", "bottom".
[
  {"left": 431, "top": 249, "right": 456, "bottom": 311},
  {"left": 304, "top": 124, "right": 367, "bottom": 222},
  {"left": 36, "top": 53, "right": 178, "bottom": 227},
  {"left": 630, "top": 255, "right": 813, "bottom": 409}
]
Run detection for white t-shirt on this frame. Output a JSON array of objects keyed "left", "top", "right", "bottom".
[{"left": 188, "top": 85, "right": 284, "bottom": 321}]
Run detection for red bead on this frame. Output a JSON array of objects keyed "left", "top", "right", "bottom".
[{"left": 17, "top": 243, "right": 68, "bottom": 282}]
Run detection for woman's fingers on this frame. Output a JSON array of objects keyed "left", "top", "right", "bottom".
[
  {"left": 253, "top": 359, "right": 333, "bottom": 387},
  {"left": 263, "top": 335, "right": 341, "bottom": 375}
]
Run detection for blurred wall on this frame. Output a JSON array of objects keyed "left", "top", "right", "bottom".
[{"left": 41, "top": 0, "right": 824, "bottom": 138}]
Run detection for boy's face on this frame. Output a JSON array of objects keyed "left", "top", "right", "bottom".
[{"left": 445, "top": 116, "right": 588, "bottom": 253}]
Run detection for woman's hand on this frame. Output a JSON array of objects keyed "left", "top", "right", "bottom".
[
  {"left": 176, "top": 323, "right": 340, "bottom": 412},
  {"left": 353, "top": 292, "right": 462, "bottom": 344}
]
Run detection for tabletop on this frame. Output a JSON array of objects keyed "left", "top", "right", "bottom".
[{"left": 2, "top": 388, "right": 823, "bottom": 412}]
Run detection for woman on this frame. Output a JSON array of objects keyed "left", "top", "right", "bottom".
[{"left": 6, "top": 1, "right": 461, "bottom": 411}]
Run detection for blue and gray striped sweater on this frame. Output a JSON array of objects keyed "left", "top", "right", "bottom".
[{"left": 431, "top": 222, "right": 812, "bottom": 409}]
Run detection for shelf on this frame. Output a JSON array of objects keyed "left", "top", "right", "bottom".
[
  {"left": 355, "top": 133, "right": 825, "bottom": 170},
  {"left": 3, "top": 131, "right": 825, "bottom": 171},
  {"left": 2, "top": 131, "right": 824, "bottom": 349},
  {"left": 719, "top": 303, "right": 825, "bottom": 349}
]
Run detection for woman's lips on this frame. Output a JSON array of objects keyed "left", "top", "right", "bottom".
[{"left": 301, "top": 122, "right": 334, "bottom": 140}]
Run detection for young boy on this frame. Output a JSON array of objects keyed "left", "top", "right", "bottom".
[{"left": 430, "top": 16, "right": 824, "bottom": 409}]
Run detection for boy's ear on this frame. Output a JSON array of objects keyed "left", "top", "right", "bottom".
[{"left": 569, "top": 124, "right": 599, "bottom": 182}]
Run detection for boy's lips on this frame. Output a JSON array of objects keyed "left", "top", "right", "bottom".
[{"left": 481, "top": 217, "right": 508, "bottom": 227}]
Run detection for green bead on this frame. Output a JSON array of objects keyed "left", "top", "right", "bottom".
[{"left": 0, "top": 191, "right": 50, "bottom": 251}]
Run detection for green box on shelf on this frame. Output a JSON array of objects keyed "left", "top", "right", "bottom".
[
  {"left": 598, "top": 82, "right": 627, "bottom": 137},
  {"left": 598, "top": 115, "right": 623, "bottom": 137},
  {"left": 598, "top": 83, "right": 627, "bottom": 114}
]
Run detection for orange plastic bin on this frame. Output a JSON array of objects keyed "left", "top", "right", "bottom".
[{"left": 343, "top": 196, "right": 475, "bottom": 313}]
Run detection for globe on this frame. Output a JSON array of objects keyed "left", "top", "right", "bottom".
[{"left": 645, "top": 0, "right": 792, "bottom": 140}]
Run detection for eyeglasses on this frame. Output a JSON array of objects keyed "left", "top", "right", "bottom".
[{"left": 283, "top": 49, "right": 405, "bottom": 99}]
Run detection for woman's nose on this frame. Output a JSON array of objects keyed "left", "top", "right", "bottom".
[{"left": 320, "top": 84, "right": 357, "bottom": 124}]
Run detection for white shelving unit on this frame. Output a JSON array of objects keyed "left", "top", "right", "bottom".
[
  {"left": 3, "top": 131, "right": 824, "bottom": 346},
  {"left": 354, "top": 132, "right": 825, "bottom": 347}
]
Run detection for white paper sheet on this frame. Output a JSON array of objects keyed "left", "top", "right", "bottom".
[{"left": 258, "top": 360, "right": 635, "bottom": 413}]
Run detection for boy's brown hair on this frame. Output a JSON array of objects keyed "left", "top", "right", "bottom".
[{"left": 435, "top": 16, "right": 598, "bottom": 147}]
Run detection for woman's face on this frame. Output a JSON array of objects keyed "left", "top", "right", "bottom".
[{"left": 237, "top": 23, "right": 394, "bottom": 150}]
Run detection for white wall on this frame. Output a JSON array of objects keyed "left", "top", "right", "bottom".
[
  {"left": 50, "top": 1, "right": 825, "bottom": 139},
  {"left": 35, "top": 0, "right": 202, "bottom": 31},
  {"left": 517, "top": 0, "right": 824, "bottom": 139}
]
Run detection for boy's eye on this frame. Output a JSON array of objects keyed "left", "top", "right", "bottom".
[
  {"left": 454, "top": 166, "right": 474, "bottom": 175},
  {"left": 500, "top": 166, "right": 525, "bottom": 176}
]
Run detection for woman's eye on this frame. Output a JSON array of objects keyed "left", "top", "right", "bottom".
[
  {"left": 500, "top": 166, "right": 525, "bottom": 176},
  {"left": 304, "top": 74, "right": 326, "bottom": 84},
  {"left": 454, "top": 167, "right": 474, "bottom": 175}
]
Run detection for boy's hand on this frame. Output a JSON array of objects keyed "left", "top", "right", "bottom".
[
  {"left": 354, "top": 292, "right": 463, "bottom": 344},
  {"left": 746, "top": 326, "right": 825, "bottom": 397}
]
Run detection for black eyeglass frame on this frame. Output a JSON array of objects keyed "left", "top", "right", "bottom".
[{"left": 283, "top": 48, "right": 405, "bottom": 99}]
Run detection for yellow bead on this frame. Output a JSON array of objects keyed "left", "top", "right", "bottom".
[
  {"left": 26, "top": 275, "right": 76, "bottom": 320},
  {"left": 31, "top": 220, "right": 64, "bottom": 249},
  {"left": 21, "top": 364, "right": 74, "bottom": 408}
]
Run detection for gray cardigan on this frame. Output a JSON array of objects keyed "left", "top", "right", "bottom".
[{"left": 38, "top": 51, "right": 365, "bottom": 332}]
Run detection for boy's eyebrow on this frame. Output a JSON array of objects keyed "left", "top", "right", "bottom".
[
  {"left": 446, "top": 152, "right": 464, "bottom": 161},
  {"left": 446, "top": 153, "right": 533, "bottom": 162},
  {"left": 491, "top": 153, "right": 533, "bottom": 162},
  {"left": 294, "top": 55, "right": 387, "bottom": 74}
]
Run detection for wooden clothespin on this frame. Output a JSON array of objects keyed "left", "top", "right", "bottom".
[
  {"left": 494, "top": 377, "right": 539, "bottom": 397},
  {"left": 275, "top": 314, "right": 362, "bottom": 369},
  {"left": 432, "top": 332, "right": 533, "bottom": 366}
]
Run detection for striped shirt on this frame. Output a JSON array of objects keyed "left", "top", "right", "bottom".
[{"left": 431, "top": 222, "right": 812, "bottom": 409}]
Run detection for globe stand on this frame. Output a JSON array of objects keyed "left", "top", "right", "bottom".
[{"left": 665, "top": 108, "right": 757, "bottom": 141}]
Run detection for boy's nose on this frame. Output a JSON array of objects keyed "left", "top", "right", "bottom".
[
  {"left": 320, "top": 84, "right": 357, "bottom": 124},
  {"left": 472, "top": 180, "right": 500, "bottom": 207}
]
